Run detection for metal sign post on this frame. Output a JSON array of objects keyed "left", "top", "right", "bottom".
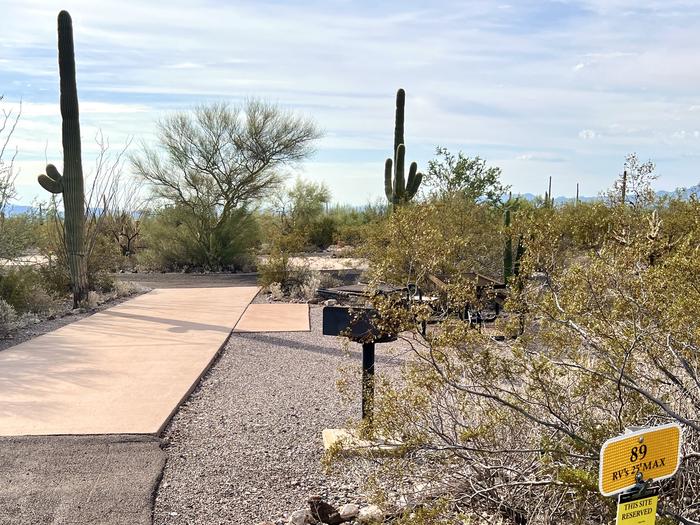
[{"left": 361, "top": 342, "right": 375, "bottom": 424}]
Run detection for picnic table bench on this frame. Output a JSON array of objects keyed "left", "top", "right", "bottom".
[{"left": 426, "top": 272, "right": 506, "bottom": 324}]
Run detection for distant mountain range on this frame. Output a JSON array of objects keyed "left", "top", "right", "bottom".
[
  {"left": 4, "top": 185, "right": 700, "bottom": 215},
  {"left": 3, "top": 204, "right": 34, "bottom": 216},
  {"left": 515, "top": 184, "right": 700, "bottom": 205}
]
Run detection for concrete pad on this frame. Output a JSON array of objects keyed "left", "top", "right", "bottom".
[
  {"left": 0, "top": 434, "right": 165, "bottom": 525},
  {"left": 234, "top": 303, "right": 310, "bottom": 333},
  {"left": 0, "top": 287, "right": 259, "bottom": 436}
]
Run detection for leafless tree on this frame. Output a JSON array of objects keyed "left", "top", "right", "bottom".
[
  {"left": 0, "top": 96, "right": 21, "bottom": 218},
  {"left": 47, "top": 132, "right": 136, "bottom": 276}
]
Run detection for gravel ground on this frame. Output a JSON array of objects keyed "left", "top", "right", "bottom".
[{"left": 153, "top": 305, "right": 410, "bottom": 525}]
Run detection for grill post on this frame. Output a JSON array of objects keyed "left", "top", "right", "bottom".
[{"left": 361, "top": 342, "right": 375, "bottom": 425}]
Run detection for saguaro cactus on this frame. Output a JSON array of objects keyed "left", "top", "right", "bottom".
[
  {"left": 503, "top": 204, "right": 525, "bottom": 285},
  {"left": 38, "top": 10, "right": 88, "bottom": 308},
  {"left": 503, "top": 208, "right": 513, "bottom": 283},
  {"left": 384, "top": 89, "right": 422, "bottom": 205}
]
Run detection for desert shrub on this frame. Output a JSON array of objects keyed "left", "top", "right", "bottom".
[
  {"left": 308, "top": 216, "right": 336, "bottom": 249},
  {"left": 39, "top": 217, "right": 121, "bottom": 295},
  {"left": 138, "top": 205, "right": 259, "bottom": 271},
  {"left": 347, "top": 192, "right": 700, "bottom": 524},
  {"left": 329, "top": 201, "right": 387, "bottom": 247},
  {"left": 112, "top": 279, "right": 149, "bottom": 298},
  {"left": 424, "top": 146, "right": 509, "bottom": 206},
  {"left": 362, "top": 195, "right": 503, "bottom": 288},
  {"left": 0, "top": 267, "right": 55, "bottom": 313},
  {"left": 263, "top": 178, "right": 333, "bottom": 252},
  {"left": 38, "top": 262, "right": 71, "bottom": 297},
  {"left": 0, "top": 298, "right": 17, "bottom": 337},
  {"left": 258, "top": 250, "right": 318, "bottom": 300},
  {"left": 0, "top": 212, "right": 44, "bottom": 261}
]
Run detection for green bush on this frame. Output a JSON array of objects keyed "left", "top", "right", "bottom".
[
  {"left": 258, "top": 250, "right": 318, "bottom": 299},
  {"left": 308, "top": 216, "right": 336, "bottom": 249},
  {"left": 0, "top": 298, "right": 16, "bottom": 338},
  {"left": 38, "top": 263, "right": 71, "bottom": 297},
  {"left": 138, "top": 205, "right": 259, "bottom": 271},
  {"left": 0, "top": 212, "right": 44, "bottom": 261},
  {"left": 328, "top": 202, "right": 387, "bottom": 247},
  {"left": 0, "top": 267, "right": 56, "bottom": 313}
]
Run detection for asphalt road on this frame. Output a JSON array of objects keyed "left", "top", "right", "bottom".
[{"left": 0, "top": 435, "right": 165, "bottom": 525}]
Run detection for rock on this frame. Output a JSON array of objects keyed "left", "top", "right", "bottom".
[
  {"left": 339, "top": 503, "right": 360, "bottom": 520},
  {"left": 308, "top": 495, "right": 343, "bottom": 525},
  {"left": 288, "top": 509, "right": 313, "bottom": 525},
  {"left": 257, "top": 522, "right": 276, "bottom": 525},
  {"left": 323, "top": 299, "right": 337, "bottom": 307},
  {"left": 357, "top": 505, "right": 383, "bottom": 524}
]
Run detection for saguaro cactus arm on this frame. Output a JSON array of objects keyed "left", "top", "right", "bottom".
[
  {"left": 405, "top": 162, "right": 422, "bottom": 200},
  {"left": 384, "top": 159, "right": 393, "bottom": 201},
  {"left": 38, "top": 164, "right": 63, "bottom": 194}
]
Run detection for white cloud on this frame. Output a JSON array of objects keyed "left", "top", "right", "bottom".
[{"left": 3, "top": 0, "right": 700, "bottom": 202}]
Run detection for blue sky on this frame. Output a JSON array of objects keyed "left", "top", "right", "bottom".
[{"left": 3, "top": 0, "right": 700, "bottom": 205}]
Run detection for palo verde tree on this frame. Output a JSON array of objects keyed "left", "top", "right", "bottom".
[
  {"left": 424, "top": 146, "right": 509, "bottom": 206},
  {"left": 131, "top": 101, "right": 321, "bottom": 269},
  {"left": 37, "top": 11, "right": 88, "bottom": 308}
]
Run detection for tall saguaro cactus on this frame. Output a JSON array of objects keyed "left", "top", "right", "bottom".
[
  {"left": 38, "top": 10, "right": 88, "bottom": 308},
  {"left": 384, "top": 89, "right": 422, "bottom": 205},
  {"left": 503, "top": 203, "right": 525, "bottom": 285}
]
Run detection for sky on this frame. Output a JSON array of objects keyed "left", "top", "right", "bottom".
[{"left": 2, "top": 0, "right": 700, "bottom": 206}]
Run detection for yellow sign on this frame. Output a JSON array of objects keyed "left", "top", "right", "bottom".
[
  {"left": 599, "top": 423, "right": 682, "bottom": 496},
  {"left": 616, "top": 494, "right": 658, "bottom": 525}
]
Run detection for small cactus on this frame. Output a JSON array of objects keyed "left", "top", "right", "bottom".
[
  {"left": 384, "top": 89, "right": 422, "bottom": 205},
  {"left": 38, "top": 10, "right": 87, "bottom": 308},
  {"left": 503, "top": 208, "right": 513, "bottom": 283},
  {"left": 503, "top": 202, "right": 524, "bottom": 284}
]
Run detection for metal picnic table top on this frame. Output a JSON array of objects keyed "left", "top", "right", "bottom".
[{"left": 317, "top": 282, "right": 407, "bottom": 298}]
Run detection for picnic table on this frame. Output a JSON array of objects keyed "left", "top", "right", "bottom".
[
  {"left": 426, "top": 272, "right": 506, "bottom": 323},
  {"left": 316, "top": 282, "right": 409, "bottom": 302}
]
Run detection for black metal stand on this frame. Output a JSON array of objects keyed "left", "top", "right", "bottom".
[{"left": 361, "top": 342, "right": 375, "bottom": 425}]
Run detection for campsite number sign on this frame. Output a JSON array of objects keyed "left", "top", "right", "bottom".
[{"left": 599, "top": 423, "right": 682, "bottom": 497}]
